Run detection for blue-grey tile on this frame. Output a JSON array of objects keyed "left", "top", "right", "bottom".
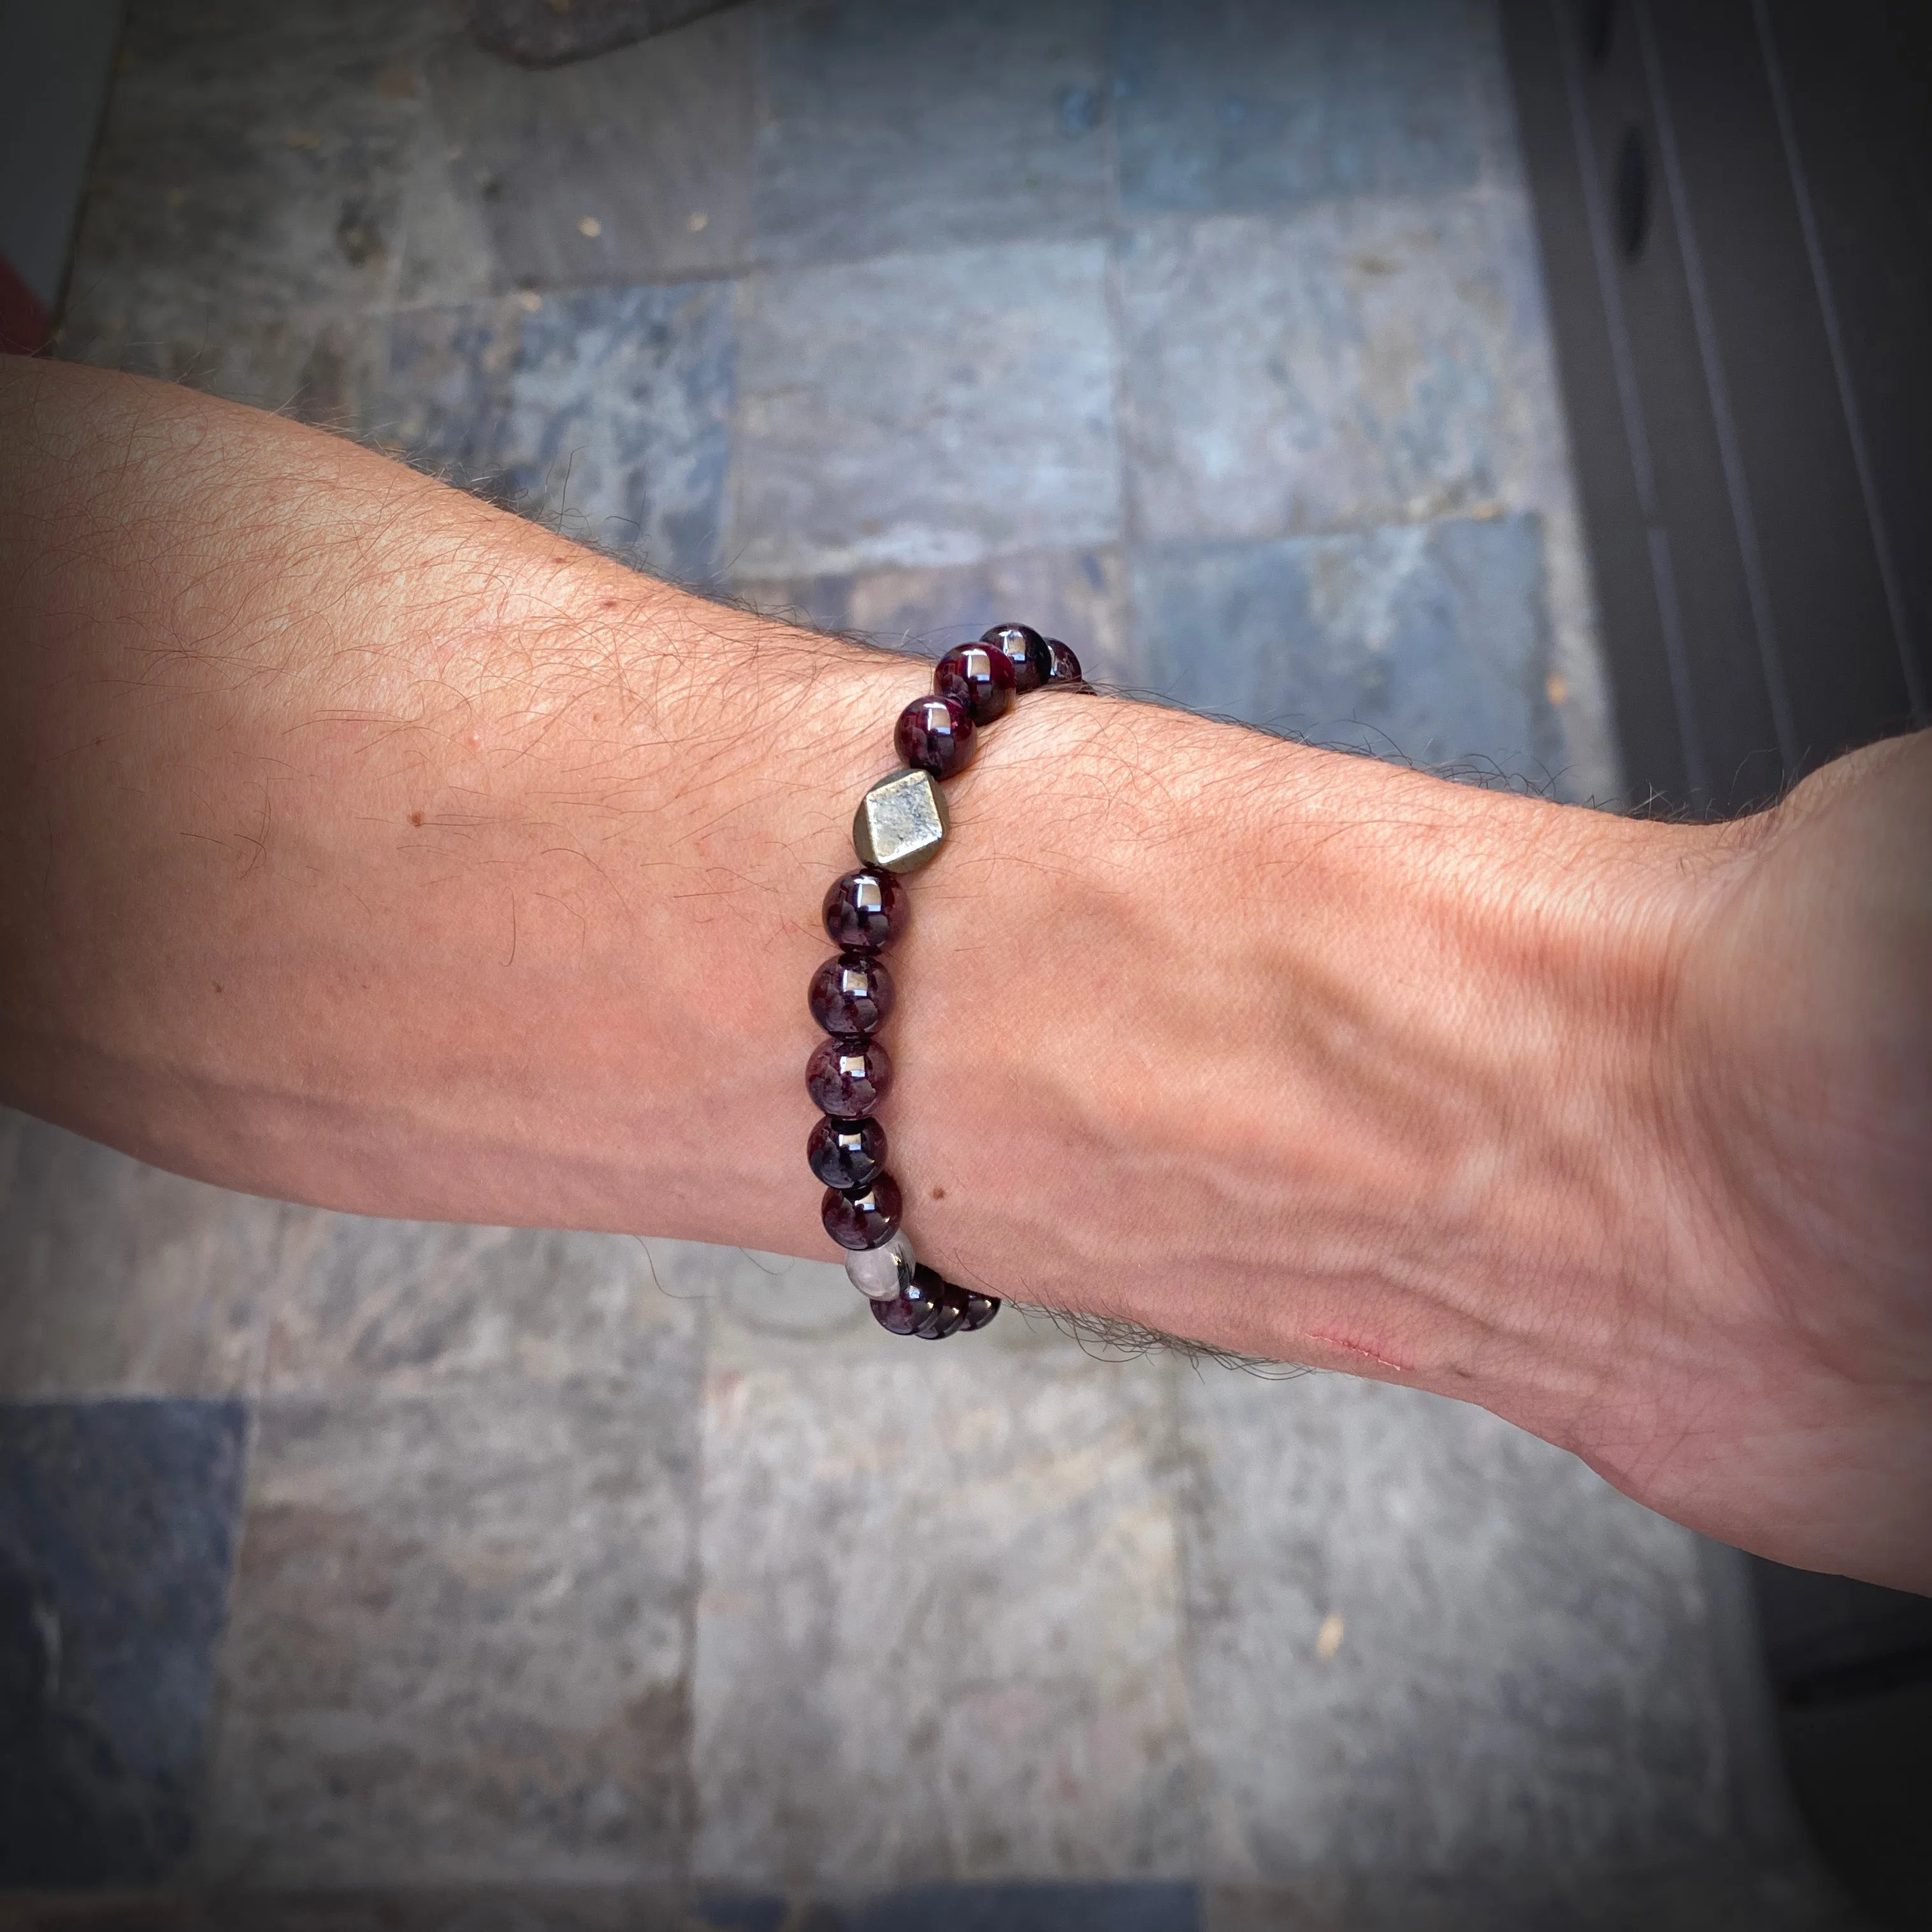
[
  {"left": 62, "top": 4, "right": 440, "bottom": 338},
  {"left": 1132, "top": 517, "right": 1561, "bottom": 780},
  {"left": 1114, "top": 0, "right": 1485, "bottom": 216},
  {"left": 728, "top": 242, "right": 1118, "bottom": 579},
  {"left": 412, "top": 9, "right": 754, "bottom": 301},
  {"left": 1120, "top": 197, "right": 1532, "bottom": 545},
  {"left": 751, "top": 0, "right": 1111, "bottom": 266},
  {"left": 0, "top": 1110, "right": 285, "bottom": 1400},
  {"left": 375, "top": 282, "right": 734, "bottom": 580},
  {"left": 736, "top": 547, "right": 1127, "bottom": 684},
  {"left": 200, "top": 1359, "right": 698, "bottom": 1885},
  {"left": 692, "top": 1352, "right": 1193, "bottom": 1885},
  {"left": 1178, "top": 1373, "right": 1727, "bottom": 1878},
  {"left": 263, "top": 1216, "right": 699, "bottom": 1395},
  {"left": 0, "top": 1396, "right": 247, "bottom": 1884}
]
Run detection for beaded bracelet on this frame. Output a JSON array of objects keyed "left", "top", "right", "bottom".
[{"left": 805, "top": 622, "right": 1086, "bottom": 1340}]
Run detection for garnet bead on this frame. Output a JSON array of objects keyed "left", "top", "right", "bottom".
[
  {"left": 807, "top": 1113, "right": 887, "bottom": 1189},
  {"left": 982, "top": 622, "right": 1050, "bottom": 694},
  {"left": 822, "top": 1172, "right": 904, "bottom": 1250},
  {"left": 805, "top": 1034, "right": 893, "bottom": 1118},
  {"left": 894, "top": 693, "right": 976, "bottom": 779},
  {"left": 809, "top": 952, "right": 894, "bottom": 1036},
  {"left": 821, "top": 869, "right": 905, "bottom": 953},
  {"left": 870, "top": 1268, "right": 952, "bottom": 1336},
  {"left": 1044, "top": 637, "right": 1084, "bottom": 685},
  {"left": 934, "top": 642, "right": 1015, "bottom": 725}
]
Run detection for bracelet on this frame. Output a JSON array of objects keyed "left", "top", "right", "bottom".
[{"left": 805, "top": 622, "right": 1086, "bottom": 1340}]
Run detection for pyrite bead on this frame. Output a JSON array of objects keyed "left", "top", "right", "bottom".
[
  {"left": 846, "top": 1229, "right": 916, "bottom": 1300},
  {"left": 822, "top": 1172, "right": 903, "bottom": 1250},
  {"left": 894, "top": 693, "right": 976, "bottom": 780},
  {"left": 807, "top": 1113, "right": 887, "bottom": 1190},
  {"left": 853, "top": 767, "right": 949, "bottom": 874},
  {"left": 982, "top": 622, "right": 1050, "bottom": 694},
  {"left": 1044, "top": 637, "right": 1084, "bottom": 685},
  {"left": 809, "top": 952, "right": 894, "bottom": 1036},
  {"left": 805, "top": 1034, "right": 893, "bottom": 1118},
  {"left": 934, "top": 642, "right": 1014, "bottom": 725},
  {"left": 822, "top": 868, "right": 905, "bottom": 953}
]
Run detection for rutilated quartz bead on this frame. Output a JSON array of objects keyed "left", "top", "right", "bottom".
[{"left": 846, "top": 1229, "right": 916, "bottom": 1300}]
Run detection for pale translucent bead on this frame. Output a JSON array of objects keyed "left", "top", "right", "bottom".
[
  {"left": 853, "top": 767, "right": 949, "bottom": 874},
  {"left": 845, "top": 1229, "right": 916, "bottom": 1301}
]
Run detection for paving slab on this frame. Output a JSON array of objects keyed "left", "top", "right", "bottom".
[
  {"left": 691, "top": 1347, "right": 1193, "bottom": 1886},
  {"left": 374, "top": 280, "right": 734, "bottom": 578},
  {"left": 1120, "top": 196, "right": 1539, "bottom": 547},
  {"left": 198, "top": 1363, "right": 699, "bottom": 1886},
  {"left": 1114, "top": 0, "right": 1485, "bottom": 216},
  {"left": 1130, "top": 515, "right": 1561, "bottom": 781},
  {"left": 727, "top": 240, "right": 1119, "bottom": 579},
  {"left": 733, "top": 547, "right": 1127, "bottom": 684},
  {"left": 0, "top": 1397, "right": 247, "bottom": 1885},
  {"left": 62, "top": 3, "right": 440, "bottom": 341},
  {"left": 0, "top": 1111, "right": 286, "bottom": 1401},
  {"left": 417, "top": 8, "right": 754, "bottom": 299},
  {"left": 263, "top": 1213, "right": 699, "bottom": 1397},
  {"left": 750, "top": 0, "right": 1111, "bottom": 267},
  {"left": 1178, "top": 1371, "right": 1729, "bottom": 1882}
]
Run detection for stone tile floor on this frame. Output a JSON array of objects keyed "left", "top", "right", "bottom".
[{"left": 0, "top": 0, "right": 1863, "bottom": 1923}]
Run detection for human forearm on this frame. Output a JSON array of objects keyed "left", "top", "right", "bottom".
[{"left": 6, "top": 357, "right": 1926, "bottom": 1587}]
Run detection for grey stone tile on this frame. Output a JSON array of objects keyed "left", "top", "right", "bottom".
[
  {"left": 1120, "top": 197, "right": 1538, "bottom": 545},
  {"left": 61, "top": 307, "right": 385, "bottom": 434},
  {"left": 0, "top": 1111, "right": 284, "bottom": 1400},
  {"left": 374, "top": 281, "right": 734, "bottom": 579},
  {"left": 62, "top": 4, "right": 441, "bottom": 340},
  {"left": 1113, "top": 0, "right": 1485, "bottom": 216},
  {"left": 728, "top": 242, "right": 1119, "bottom": 579},
  {"left": 199, "top": 1360, "right": 699, "bottom": 1885},
  {"left": 0, "top": 1397, "right": 247, "bottom": 1885},
  {"left": 1178, "top": 1371, "right": 1729, "bottom": 1880},
  {"left": 750, "top": 0, "right": 1111, "bottom": 267},
  {"left": 735, "top": 547, "right": 1127, "bottom": 684},
  {"left": 413, "top": 9, "right": 754, "bottom": 301},
  {"left": 1130, "top": 516, "right": 1561, "bottom": 781},
  {"left": 691, "top": 1352, "right": 1194, "bottom": 1885},
  {"left": 263, "top": 1215, "right": 699, "bottom": 1396}
]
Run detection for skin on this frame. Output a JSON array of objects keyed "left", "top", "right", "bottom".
[{"left": 2, "top": 358, "right": 1926, "bottom": 1590}]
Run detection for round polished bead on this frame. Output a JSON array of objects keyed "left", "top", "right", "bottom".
[
  {"left": 934, "top": 642, "right": 1014, "bottom": 725},
  {"left": 956, "top": 1288, "right": 1000, "bottom": 1331},
  {"left": 982, "top": 622, "right": 1051, "bottom": 694},
  {"left": 914, "top": 1267, "right": 968, "bottom": 1339},
  {"left": 821, "top": 869, "right": 905, "bottom": 953},
  {"left": 1044, "top": 637, "right": 1084, "bottom": 686},
  {"left": 846, "top": 1228, "right": 916, "bottom": 1300},
  {"left": 808, "top": 952, "right": 895, "bottom": 1036},
  {"left": 805, "top": 1034, "right": 893, "bottom": 1118},
  {"left": 870, "top": 1267, "right": 953, "bottom": 1337},
  {"left": 821, "top": 1172, "right": 904, "bottom": 1250},
  {"left": 807, "top": 1113, "right": 887, "bottom": 1189},
  {"left": 894, "top": 693, "right": 976, "bottom": 779}
]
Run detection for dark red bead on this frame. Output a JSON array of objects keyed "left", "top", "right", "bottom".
[
  {"left": 1044, "top": 637, "right": 1084, "bottom": 686},
  {"left": 914, "top": 1267, "right": 967, "bottom": 1338},
  {"left": 982, "top": 623, "right": 1051, "bottom": 694},
  {"left": 806, "top": 1034, "right": 893, "bottom": 1118},
  {"left": 870, "top": 1268, "right": 952, "bottom": 1337},
  {"left": 934, "top": 642, "right": 1014, "bottom": 725},
  {"left": 807, "top": 1114, "right": 886, "bottom": 1189},
  {"left": 821, "top": 869, "right": 905, "bottom": 953},
  {"left": 894, "top": 693, "right": 976, "bottom": 779},
  {"left": 822, "top": 1171, "right": 904, "bottom": 1250},
  {"left": 808, "top": 951, "right": 895, "bottom": 1035}
]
